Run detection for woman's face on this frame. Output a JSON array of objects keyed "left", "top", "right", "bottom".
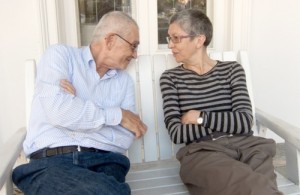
[{"left": 167, "top": 22, "right": 198, "bottom": 63}]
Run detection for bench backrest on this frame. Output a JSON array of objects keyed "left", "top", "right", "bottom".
[
  {"left": 126, "top": 51, "right": 255, "bottom": 163},
  {"left": 25, "top": 51, "right": 254, "bottom": 164}
]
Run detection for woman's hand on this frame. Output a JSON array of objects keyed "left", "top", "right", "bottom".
[
  {"left": 181, "top": 110, "right": 201, "bottom": 124},
  {"left": 60, "top": 79, "right": 76, "bottom": 95}
]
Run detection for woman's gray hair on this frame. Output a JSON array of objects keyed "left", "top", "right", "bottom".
[
  {"left": 170, "top": 9, "right": 213, "bottom": 46},
  {"left": 91, "top": 11, "right": 138, "bottom": 43}
]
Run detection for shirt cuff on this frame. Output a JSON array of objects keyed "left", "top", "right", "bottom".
[{"left": 105, "top": 107, "right": 122, "bottom": 125}]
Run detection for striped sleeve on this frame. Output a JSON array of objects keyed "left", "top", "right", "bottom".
[{"left": 203, "top": 63, "right": 253, "bottom": 134}]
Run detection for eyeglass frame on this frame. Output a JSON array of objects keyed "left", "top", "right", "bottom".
[
  {"left": 114, "top": 34, "right": 139, "bottom": 52},
  {"left": 166, "top": 34, "right": 199, "bottom": 44}
]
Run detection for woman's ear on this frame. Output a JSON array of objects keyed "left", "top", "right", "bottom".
[{"left": 196, "top": 35, "right": 206, "bottom": 48}]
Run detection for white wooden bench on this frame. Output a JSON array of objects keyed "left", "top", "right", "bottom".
[{"left": 1, "top": 51, "right": 300, "bottom": 195}]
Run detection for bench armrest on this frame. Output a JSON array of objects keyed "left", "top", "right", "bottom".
[
  {"left": 255, "top": 108, "right": 300, "bottom": 185},
  {"left": 256, "top": 108, "right": 300, "bottom": 150},
  {"left": 0, "top": 127, "right": 26, "bottom": 193}
]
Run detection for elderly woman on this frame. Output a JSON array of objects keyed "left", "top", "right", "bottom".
[{"left": 160, "top": 9, "right": 282, "bottom": 195}]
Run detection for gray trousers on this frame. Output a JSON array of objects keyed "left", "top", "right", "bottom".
[{"left": 176, "top": 135, "right": 283, "bottom": 195}]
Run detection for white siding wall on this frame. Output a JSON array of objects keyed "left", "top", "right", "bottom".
[
  {"left": 249, "top": 0, "right": 300, "bottom": 132},
  {"left": 0, "top": 0, "right": 42, "bottom": 145}
]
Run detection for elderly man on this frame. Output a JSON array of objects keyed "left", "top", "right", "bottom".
[{"left": 13, "top": 11, "right": 147, "bottom": 195}]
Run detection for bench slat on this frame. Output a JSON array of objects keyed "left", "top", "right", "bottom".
[
  {"left": 126, "top": 59, "right": 143, "bottom": 163},
  {"left": 131, "top": 184, "right": 189, "bottom": 195},
  {"left": 153, "top": 55, "right": 174, "bottom": 160},
  {"left": 138, "top": 55, "right": 158, "bottom": 162}
]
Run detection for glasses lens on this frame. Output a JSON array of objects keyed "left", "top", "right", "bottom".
[
  {"left": 166, "top": 37, "right": 170, "bottom": 43},
  {"left": 166, "top": 36, "right": 181, "bottom": 44},
  {"left": 173, "top": 36, "right": 180, "bottom": 43},
  {"left": 132, "top": 44, "right": 138, "bottom": 52}
]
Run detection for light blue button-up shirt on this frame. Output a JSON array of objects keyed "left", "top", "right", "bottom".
[{"left": 23, "top": 44, "right": 136, "bottom": 156}]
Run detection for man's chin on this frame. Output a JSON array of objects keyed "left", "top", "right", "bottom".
[{"left": 119, "top": 63, "right": 130, "bottom": 70}]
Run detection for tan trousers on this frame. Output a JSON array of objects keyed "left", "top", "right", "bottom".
[{"left": 176, "top": 135, "right": 283, "bottom": 195}]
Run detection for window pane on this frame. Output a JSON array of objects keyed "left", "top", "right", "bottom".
[
  {"left": 78, "top": 0, "right": 131, "bottom": 46},
  {"left": 157, "top": 0, "right": 207, "bottom": 45}
]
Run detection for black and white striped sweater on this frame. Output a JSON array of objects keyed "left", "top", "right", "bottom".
[{"left": 159, "top": 61, "right": 253, "bottom": 144}]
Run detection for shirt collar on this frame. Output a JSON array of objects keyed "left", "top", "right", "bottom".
[
  {"left": 82, "top": 46, "right": 94, "bottom": 66},
  {"left": 82, "top": 45, "right": 118, "bottom": 79}
]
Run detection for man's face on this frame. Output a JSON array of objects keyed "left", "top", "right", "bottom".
[{"left": 111, "top": 26, "right": 139, "bottom": 70}]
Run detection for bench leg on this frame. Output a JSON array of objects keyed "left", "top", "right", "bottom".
[
  {"left": 285, "top": 141, "right": 300, "bottom": 185},
  {"left": 0, "top": 176, "right": 14, "bottom": 195}
]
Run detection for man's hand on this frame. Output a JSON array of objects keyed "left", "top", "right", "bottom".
[
  {"left": 181, "top": 110, "right": 201, "bottom": 124},
  {"left": 121, "top": 109, "right": 147, "bottom": 139},
  {"left": 60, "top": 79, "right": 76, "bottom": 95}
]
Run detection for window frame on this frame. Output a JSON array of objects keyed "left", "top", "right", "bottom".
[{"left": 39, "top": 0, "right": 252, "bottom": 55}]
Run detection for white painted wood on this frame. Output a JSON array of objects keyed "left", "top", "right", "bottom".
[
  {"left": 212, "top": 0, "right": 230, "bottom": 51},
  {"left": 0, "top": 181, "right": 12, "bottom": 195},
  {"left": 255, "top": 109, "right": 300, "bottom": 152},
  {"left": 127, "top": 160, "right": 188, "bottom": 195},
  {"left": 256, "top": 108, "right": 300, "bottom": 185},
  {"left": 127, "top": 59, "right": 143, "bottom": 163},
  {"left": 147, "top": 0, "right": 159, "bottom": 54},
  {"left": 137, "top": 55, "right": 158, "bottom": 162},
  {"left": 57, "top": 0, "right": 81, "bottom": 47},
  {"left": 238, "top": 50, "right": 256, "bottom": 113},
  {"left": 135, "top": 0, "right": 150, "bottom": 55},
  {"left": 165, "top": 54, "right": 185, "bottom": 157},
  {"left": 257, "top": 124, "right": 268, "bottom": 137},
  {"left": 222, "top": 51, "right": 238, "bottom": 61},
  {"left": 285, "top": 142, "right": 300, "bottom": 185},
  {"left": 127, "top": 54, "right": 183, "bottom": 163},
  {"left": 37, "top": 0, "right": 51, "bottom": 51},
  {"left": 0, "top": 128, "right": 26, "bottom": 195},
  {"left": 38, "top": 0, "right": 80, "bottom": 48},
  {"left": 230, "top": 0, "right": 252, "bottom": 51},
  {"left": 153, "top": 55, "right": 173, "bottom": 160},
  {"left": 212, "top": 0, "right": 252, "bottom": 51},
  {"left": 208, "top": 51, "right": 223, "bottom": 61},
  {"left": 38, "top": 0, "right": 60, "bottom": 48},
  {"left": 25, "top": 60, "right": 36, "bottom": 126},
  {"left": 166, "top": 54, "right": 180, "bottom": 69}
]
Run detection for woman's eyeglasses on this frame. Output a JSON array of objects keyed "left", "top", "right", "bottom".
[{"left": 166, "top": 35, "right": 198, "bottom": 44}]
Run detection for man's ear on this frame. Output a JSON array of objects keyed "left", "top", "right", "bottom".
[{"left": 105, "top": 33, "right": 116, "bottom": 50}]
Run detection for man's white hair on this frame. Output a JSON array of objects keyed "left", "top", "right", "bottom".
[{"left": 91, "top": 11, "right": 138, "bottom": 43}]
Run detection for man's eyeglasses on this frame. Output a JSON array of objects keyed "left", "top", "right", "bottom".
[
  {"left": 114, "top": 34, "right": 139, "bottom": 52},
  {"left": 166, "top": 35, "right": 198, "bottom": 44}
]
